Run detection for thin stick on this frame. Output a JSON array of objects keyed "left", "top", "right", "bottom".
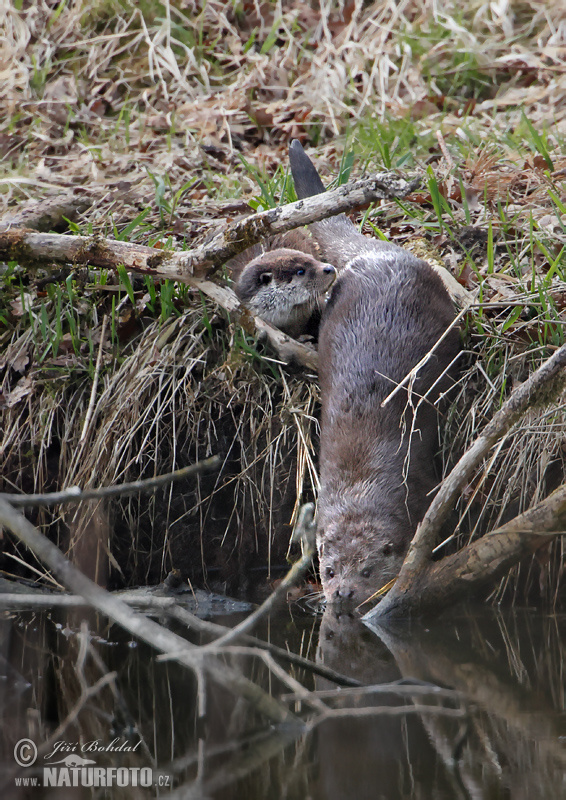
[
  {"left": 380, "top": 307, "right": 467, "bottom": 408},
  {"left": 0, "top": 498, "right": 296, "bottom": 724},
  {"left": 307, "top": 705, "right": 467, "bottom": 724},
  {"left": 0, "top": 590, "right": 360, "bottom": 687},
  {"left": 201, "top": 503, "right": 317, "bottom": 649},
  {"left": 1, "top": 455, "right": 221, "bottom": 508},
  {"left": 80, "top": 313, "right": 108, "bottom": 443}
]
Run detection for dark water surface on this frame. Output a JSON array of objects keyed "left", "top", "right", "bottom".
[{"left": 1, "top": 602, "right": 565, "bottom": 799}]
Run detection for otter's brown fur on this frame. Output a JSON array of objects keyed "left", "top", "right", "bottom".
[
  {"left": 228, "top": 231, "right": 336, "bottom": 338},
  {"left": 289, "top": 140, "right": 460, "bottom": 607},
  {"left": 226, "top": 229, "right": 322, "bottom": 274}
]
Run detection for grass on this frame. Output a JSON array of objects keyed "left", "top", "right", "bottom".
[{"left": 1, "top": 0, "right": 566, "bottom": 601}]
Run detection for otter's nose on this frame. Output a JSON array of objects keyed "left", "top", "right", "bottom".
[
  {"left": 334, "top": 586, "right": 354, "bottom": 600},
  {"left": 323, "top": 265, "right": 336, "bottom": 275}
]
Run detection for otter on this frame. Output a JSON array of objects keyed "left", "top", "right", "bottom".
[
  {"left": 227, "top": 231, "right": 336, "bottom": 339},
  {"left": 289, "top": 140, "right": 460, "bottom": 607}
]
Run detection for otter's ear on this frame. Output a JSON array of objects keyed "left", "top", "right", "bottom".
[{"left": 259, "top": 272, "right": 272, "bottom": 285}]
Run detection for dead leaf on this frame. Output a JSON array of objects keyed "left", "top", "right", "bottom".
[
  {"left": 11, "top": 352, "right": 29, "bottom": 373},
  {"left": 10, "top": 294, "right": 34, "bottom": 317},
  {"left": 4, "top": 375, "right": 34, "bottom": 408},
  {"left": 408, "top": 98, "right": 443, "bottom": 120},
  {"left": 117, "top": 308, "right": 141, "bottom": 342},
  {"left": 42, "top": 76, "right": 79, "bottom": 124},
  {"left": 532, "top": 154, "right": 549, "bottom": 171},
  {"left": 89, "top": 98, "right": 108, "bottom": 117},
  {"left": 147, "top": 114, "right": 171, "bottom": 131},
  {"left": 57, "top": 333, "right": 75, "bottom": 355}
]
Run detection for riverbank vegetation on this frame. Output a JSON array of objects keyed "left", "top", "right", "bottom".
[{"left": 1, "top": 0, "right": 565, "bottom": 605}]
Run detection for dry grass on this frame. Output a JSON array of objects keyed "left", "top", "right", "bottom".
[
  {"left": 3, "top": 1, "right": 566, "bottom": 227},
  {"left": 1, "top": 0, "right": 566, "bottom": 601}
]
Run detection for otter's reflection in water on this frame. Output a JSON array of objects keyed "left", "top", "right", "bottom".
[
  {"left": 1, "top": 605, "right": 565, "bottom": 799},
  {"left": 314, "top": 606, "right": 566, "bottom": 800}
]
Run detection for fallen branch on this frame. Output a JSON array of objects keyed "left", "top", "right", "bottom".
[
  {"left": 365, "top": 482, "right": 566, "bottom": 622},
  {"left": 281, "top": 680, "right": 463, "bottom": 703},
  {"left": 410, "top": 341, "right": 566, "bottom": 566},
  {"left": 0, "top": 455, "right": 221, "bottom": 508},
  {"left": 0, "top": 191, "right": 91, "bottom": 232},
  {"left": 0, "top": 589, "right": 360, "bottom": 688},
  {"left": 0, "top": 172, "right": 418, "bottom": 370},
  {"left": 0, "top": 230, "right": 318, "bottom": 368},
  {"left": 0, "top": 497, "right": 295, "bottom": 724},
  {"left": 0, "top": 172, "right": 419, "bottom": 278},
  {"left": 364, "top": 341, "right": 566, "bottom": 621}
]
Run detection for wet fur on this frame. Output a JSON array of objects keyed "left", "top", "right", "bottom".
[{"left": 289, "top": 140, "right": 460, "bottom": 606}]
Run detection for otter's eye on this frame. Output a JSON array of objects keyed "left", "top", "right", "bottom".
[
  {"left": 259, "top": 272, "right": 272, "bottom": 285},
  {"left": 325, "top": 567, "right": 335, "bottom": 579},
  {"left": 296, "top": 268, "right": 305, "bottom": 276},
  {"left": 360, "top": 567, "right": 372, "bottom": 579},
  {"left": 382, "top": 543, "right": 394, "bottom": 556}
]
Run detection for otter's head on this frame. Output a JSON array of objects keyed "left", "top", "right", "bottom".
[
  {"left": 317, "top": 510, "right": 411, "bottom": 609},
  {"left": 235, "top": 249, "right": 336, "bottom": 337}
]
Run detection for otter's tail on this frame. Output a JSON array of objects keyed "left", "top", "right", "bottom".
[
  {"left": 289, "top": 140, "right": 386, "bottom": 269},
  {"left": 289, "top": 139, "right": 327, "bottom": 198}
]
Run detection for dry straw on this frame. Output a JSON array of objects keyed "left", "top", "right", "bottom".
[{"left": 2, "top": 0, "right": 566, "bottom": 600}]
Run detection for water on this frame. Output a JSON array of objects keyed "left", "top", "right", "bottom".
[{"left": 1, "top": 603, "right": 565, "bottom": 799}]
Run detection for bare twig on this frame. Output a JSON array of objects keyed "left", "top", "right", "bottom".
[
  {"left": 196, "top": 646, "right": 328, "bottom": 714},
  {"left": 407, "top": 342, "right": 566, "bottom": 568},
  {"left": 0, "top": 455, "right": 221, "bottom": 508},
  {"left": 201, "top": 503, "right": 316, "bottom": 649},
  {"left": 80, "top": 313, "right": 108, "bottom": 443},
  {"left": 307, "top": 704, "right": 467, "bottom": 724},
  {"left": 0, "top": 498, "right": 295, "bottom": 723},
  {"left": 380, "top": 307, "right": 468, "bottom": 407},
  {"left": 281, "top": 681, "right": 464, "bottom": 703},
  {"left": 0, "top": 590, "right": 360, "bottom": 687}
]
